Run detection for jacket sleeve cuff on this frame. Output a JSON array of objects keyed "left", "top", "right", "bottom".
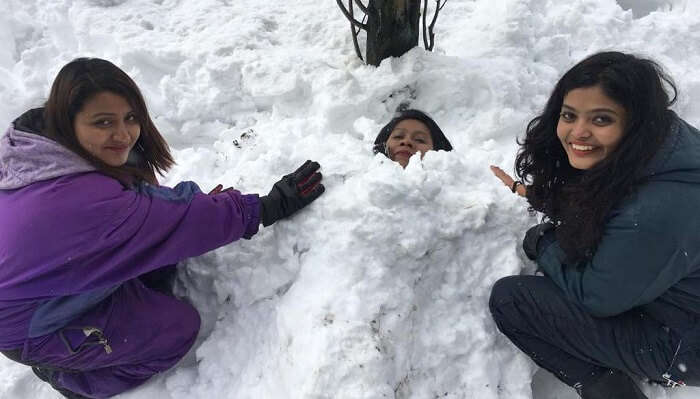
[
  {"left": 241, "top": 194, "right": 261, "bottom": 239},
  {"left": 536, "top": 228, "right": 557, "bottom": 259}
]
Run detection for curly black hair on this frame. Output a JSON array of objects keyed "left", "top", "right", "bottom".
[{"left": 515, "top": 51, "right": 677, "bottom": 263}]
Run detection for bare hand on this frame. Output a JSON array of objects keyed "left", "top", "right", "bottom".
[
  {"left": 490, "top": 165, "right": 526, "bottom": 197},
  {"left": 208, "top": 184, "right": 233, "bottom": 195}
]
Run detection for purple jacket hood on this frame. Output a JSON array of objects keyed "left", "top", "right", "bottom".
[{"left": 0, "top": 108, "right": 94, "bottom": 190}]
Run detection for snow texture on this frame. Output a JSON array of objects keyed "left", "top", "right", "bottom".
[{"left": 2, "top": 0, "right": 700, "bottom": 398}]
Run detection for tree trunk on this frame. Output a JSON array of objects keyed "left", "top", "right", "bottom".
[{"left": 365, "top": 0, "right": 420, "bottom": 66}]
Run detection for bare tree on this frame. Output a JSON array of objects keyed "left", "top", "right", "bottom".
[{"left": 336, "top": 0, "right": 447, "bottom": 66}]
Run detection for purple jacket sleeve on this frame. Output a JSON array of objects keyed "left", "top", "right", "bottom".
[{"left": 0, "top": 172, "right": 260, "bottom": 300}]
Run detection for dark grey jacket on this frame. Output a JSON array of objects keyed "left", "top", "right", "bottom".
[{"left": 536, "top": 114, "right": 700, "bottom": 340}]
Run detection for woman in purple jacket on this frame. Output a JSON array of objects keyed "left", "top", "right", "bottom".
[{"left": 0, "top": 58, "right": 324, "bottom": 398}]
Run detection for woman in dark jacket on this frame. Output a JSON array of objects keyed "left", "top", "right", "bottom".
[
  {"left": 373, "top": 109, "right": 453, "bottom": 167},
  {"left": 490, "top": 51, "right": 700, "bottom": 398},
  {"left": 0, "top": 58, "right": 324, "bottom": 398}
]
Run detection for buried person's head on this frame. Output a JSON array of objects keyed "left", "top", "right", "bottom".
[{"left": 373, "top": 109, "right": 453, "bottom": 167}]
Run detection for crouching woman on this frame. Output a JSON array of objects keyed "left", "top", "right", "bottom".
[
  {"left": 0, "top": 58, "right": 324, "bottom": 398},
  {"left": 490, "top": 52, "right": 700, "bottom": 398}
]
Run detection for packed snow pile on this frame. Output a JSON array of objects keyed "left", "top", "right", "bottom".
[{"left": 2, "top": 0, "right": 700, "bottom": 398}]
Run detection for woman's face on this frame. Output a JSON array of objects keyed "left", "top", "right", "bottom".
[
  {"left": 386, "top": 119, "right": 434, "bottom": 168},
  {"left": 73, "top": 91, "right": 141, "bottom": 167},
  {"left": 556, "top": 85, "right": 627, "bottom": 170}
]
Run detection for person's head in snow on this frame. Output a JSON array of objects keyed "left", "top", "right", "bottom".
[
  {"left": 489, "top": 52, "right": 700, "bottom": 399},
  {"left": 373, "top": 109, "right": 453, "bottom": 167},
  {"left": 0, "top": 57, "right": 325, "bottom": 399}
]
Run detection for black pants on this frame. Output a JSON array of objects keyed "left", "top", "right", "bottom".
[{"left": 489, "top": 275, "right": 700, "bottom": 388}]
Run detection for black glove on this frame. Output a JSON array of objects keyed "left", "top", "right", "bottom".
[
  {"left": 259, "top": 160, "right": 325, "bottom": 226},
  {"left": 522, "top": 222, "right": 555, "bottom": 260}
]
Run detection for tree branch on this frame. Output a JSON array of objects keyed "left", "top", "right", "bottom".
[
  {"left": 355, "top": 13, "right": 368, "bottom": 38},
  {"left": 353, "top": 0, "right": 369, "bottom": 14},
  {"left": 336, "top": 0, "right": 367, "bottom": 30},
  {"left": 349, "top": 0, "right": 364, "bottom": 61},
  {"left": 425, "top": 0, "right": 446, "bottom": 51},
  {"left": 422, "top": 0, "right": 429, "bottom": 49}
]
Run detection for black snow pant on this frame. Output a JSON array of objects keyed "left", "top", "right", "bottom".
[{"left": 489, "top": 275, "right": 700, "bottom": 389}]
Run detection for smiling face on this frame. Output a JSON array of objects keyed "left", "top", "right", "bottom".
[
  {"left": 73, "top": 91, "right": 141, "bottom": 167},
  {"left": 386, "top": 119, "right": 434, "bottom": 168},
  {"left": 556, "top": 85, "right": 627, "bottom": 170}
]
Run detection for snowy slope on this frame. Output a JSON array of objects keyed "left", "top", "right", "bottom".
[{"left": 2, "top": 0, "right": 700, "bottom": 398}]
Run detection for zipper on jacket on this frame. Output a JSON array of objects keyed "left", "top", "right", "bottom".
[
  {"left": 59, "top": 326, "right": 112, "bottom": 355},
  {"left": 82, "top": 327, "right": 112, "bottom": 354},
  {"left": 662, "top": 339, "right": 686, "bottom": 387}
]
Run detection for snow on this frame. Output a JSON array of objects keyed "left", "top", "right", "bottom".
[{"left": 1, "top": 0, "right": 700, "bottom": 398}]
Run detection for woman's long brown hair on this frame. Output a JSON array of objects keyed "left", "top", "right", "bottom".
[{"left": 43, "top": 57, "right": 174, "bottom": 186}]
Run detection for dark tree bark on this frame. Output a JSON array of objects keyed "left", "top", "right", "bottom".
[
  {"left": 365, "top": 0, "right": 420, "bottom": 66},
  {"left": 336, "top": 0, "right": 444, "bottom": 66}
]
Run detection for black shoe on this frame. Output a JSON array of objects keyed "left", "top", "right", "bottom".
[
  {"left": 32, "top": 366, "right": 89, "bottom": 399},
  {"left": 32, "top": 366, "right": 53, "bottom": 383},
  {"left": 579, "top": 369, "right": 648, "bottom": 399}
]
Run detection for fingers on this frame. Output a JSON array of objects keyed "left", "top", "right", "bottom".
[
  {"left": 293, "top": 160, "right": 322, "bottom": 194},
  {"left": 293, "top": 160, "right": 320, "bottom": 178},
  {"left": 208, "top": 184, "right": 223, "bottom": 195},
  {"left": 302, "top": 183, "right": 325, "bottom": 204},
  {"left": 293, "top": 160, "right": 324, "bottom": 203},
  {"left": 490, "top": 165, "right": 527, "bottom": 197},
  {"left": 293, "top": 160, "right": 312, "bottom": 175},
  {"left": 490, "top": 165, "right": 515, "bottom": 186},
  {"left": 299, "top": 172, "right": 322, "bottom": 196},
  {"left": 208, "top": 184, "right": 234, "bottom": 195}
]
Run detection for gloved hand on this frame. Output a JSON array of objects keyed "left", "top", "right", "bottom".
[
  {"left": 259, "top": 160, "right": 325, "bottom": 227},
  {"left": 522, "top": 222, "right": 555, "bottom": 260}
]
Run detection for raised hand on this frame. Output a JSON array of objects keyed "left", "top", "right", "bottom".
[
  {"left": 208, "top": 184, "right": 233, "bottom": 195},
  {"left": 490, "top": 165, "right": 526, "bottom": 197},
  {"left": 259, "top": 160, "right": 325, "bottom": 226}
]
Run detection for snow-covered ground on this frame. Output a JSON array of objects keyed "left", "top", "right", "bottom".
[{"left": 2, "top": 0, "right": 700, "bottom": 398}]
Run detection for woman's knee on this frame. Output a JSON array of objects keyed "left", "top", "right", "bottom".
[
  {"left": 141, "top": 300, "right": 201, "bottom": 370},
  {"left": 489, "top": 275, "right": 528, "bottom": 314},
  {"left": 489, "top": 275, "right": 561, "bottom": 333},
  {"left": 144, "top": 297, "right": 201, "bottom": 363},
  {"left": 489, "top": 275, "right": 530, "bottom": 334},
  {"left": 172, "top": 300, "right": 201, "bottom": 347}
]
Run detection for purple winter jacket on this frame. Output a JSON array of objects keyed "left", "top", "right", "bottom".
[{"left": 0, "top": 109, "right": 261, "bottom": 350}]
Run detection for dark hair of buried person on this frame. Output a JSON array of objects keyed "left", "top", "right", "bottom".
[
  {"left": 515, "top": 51, "right": 677, "bottom": 263},
  {"left": 43, "top": 57, "right": 174, "bottom": 186},
  {"left": 373, "top": 109, "right": 453, "bottom": 156}
]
